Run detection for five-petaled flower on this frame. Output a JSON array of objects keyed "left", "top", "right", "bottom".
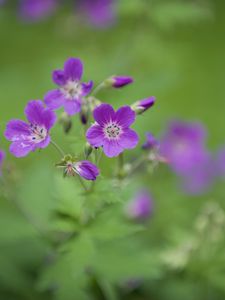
[
  {"left": 86, "top": 103, "right": 139, "bottom": 157},
  {"left": 44, "top": 57, "right": 93, "bottom": 116},
  {"left": 4, "top": 100, "right": 56, "bottom": 158},
  {"left": 56, "top": 155, "right": 99, "bottom": 181}
]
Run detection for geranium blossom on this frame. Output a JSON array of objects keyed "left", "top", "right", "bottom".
[
  {"left": 5, "top": 100, "right": 56, "bottom": 157},
  {"left": 44, "top": 58, "right": 93, "bottom": 116},
  {"left": 86, "top": 103, "right": 139, "bottom": 157}
]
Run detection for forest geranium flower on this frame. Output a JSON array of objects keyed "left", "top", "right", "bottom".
[
  {"left": 131, "top": 96, "right": 155, "bottom": 114},
  {"left": 44, "top": 58, "right": 93, "bottom": 116},
  {"left": 4, "top": 100, "right": 56, "bottom": 158},
  {"left": 160, "top": 120, "right": 207, "bottom": 175},
  {"left": 57, "top": 155, "right": 99, "bottom": 180},
  {"left": 86, "top": 103, "right": 139, "bottom": 157},
  {"left": 0, "top": 150, "right": 5, "bottom": 175},
  {"left": 20, "top": 0, "right": 57, "bottom": 22},
  {"left": 125, "top": 190, "right": 153, "bottom": 221}
]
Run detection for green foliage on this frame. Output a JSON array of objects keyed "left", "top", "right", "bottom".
[{"left": 1, "top": 0, "right": 225, "bottom": 299}]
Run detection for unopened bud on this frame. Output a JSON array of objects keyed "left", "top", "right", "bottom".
[
  {"left": 131, "top": 96, "right": 155, "bottom": 115},
  {"left": 109, "top": 75, "right": 133, "bottom": 88}
]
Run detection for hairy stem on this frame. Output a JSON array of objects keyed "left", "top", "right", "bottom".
[
  {"left": 50, "top": 139, "right": 65, "bottom": 157},
  {"left": 77, "top": 176, "right": 89, "bottom": 192}
]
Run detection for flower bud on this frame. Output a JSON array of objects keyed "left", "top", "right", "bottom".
[
  {"left": 110, "top": 75, "right": 133, "bottom": 88},
  {"left": 131, "top": 96, "right": 155, "bottom": 115}
]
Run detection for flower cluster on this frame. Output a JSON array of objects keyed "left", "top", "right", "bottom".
[
  {"left": 3, "top": 55, "right": 225, "bottom": 198},
  {"left": 4, "top": 57, "right": 155, "bottom": 189}
]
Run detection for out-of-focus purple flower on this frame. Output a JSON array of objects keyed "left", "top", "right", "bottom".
[
  {"left": 160, "top": 120, "right": 207, "bottom": 175},
  {"left": 77, "top": 0, "right": 115, "bottom": 28},
  {"left": 57, "top": 155, "right": 99, "bottom": 180},
  {"left": 131, "top": 96, "right": 155, "bottom": 115},
  {"left": 216, "top": 147, "right": 225, "bottom": 177},
  {"left": 86, "top": 103, "right": 139, "bottom": 157},
  {"left": 44, "top": 58, "right": 93, "bottom": 116},
  {"left": 181, "top": 153, "right": 216, "bottom": 195},
  {"left": 110, "top": 76, "right": 133, "bottom": 88},
  {"left": 4, "top": 100, "right": 56, "bottom": 158},
  {"left": 0, "top": 150, "right": 5, "bottom": 175},
  {"left": 0, "top": 0, "right": 6, "bottom": 6},
  {"left": 125, "top": 190, "right": 153, "bottom": 221},
  {"left": 20, "top": 0, "right": 57, "bottom": 22}
]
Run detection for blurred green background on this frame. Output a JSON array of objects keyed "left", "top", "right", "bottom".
[{"left": 1, "top": 1, "right": 225, "bottom": 299}]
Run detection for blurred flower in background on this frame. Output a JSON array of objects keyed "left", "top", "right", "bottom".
[
  {"left": 160, "top": 120, "right": 207, "bottom": 175},
  {"left": 77, "top": 0, "right": 116, "bottom": 28},
  {"left": 125, "top": 190, "right": 153, "bottom": 221},
  {"left": 161, "top": 120, "right": 216, "bottom": 195},
  {"left": 19, "top": 0, "right": 57, "bottom": 22}
]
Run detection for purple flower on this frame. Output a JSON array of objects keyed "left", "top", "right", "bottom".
[
  {"left": 4, "top": 100, "right": 56, "bottom": 158},
  {"left": 77, "top": 0, "right": 115, "bottom": 28},
  {"left": 111, "top": 76, "right": 133, "bottom": 88},
  {"left": 20, "top": 0, "right": 57, "bottom": 22},
  {"left": 57, "top": 155, "right": 99, "bottom": 181},
  {"left": 86, "top": 104, "right": 139, "bottom": 157},
  {"left": 160, "top": 120, "right": 207, "bottom": 175},
  {"left": 44, "top": 58, "right": 93, "bottom": 116},
  {"left": 125, "top": 190, "right": 153, "bottom": 221},
  {"left": 0, "top": 150, "right": 5, "bottom": 175},
  {"left": 181, "top": 153, "right": 215, "bottom": 195},
  {"left": 132, "top": 96, "right": 155, "bottom": 114},
  {"left": 216, "top": 147, "right": 225, "bottom": 177}
]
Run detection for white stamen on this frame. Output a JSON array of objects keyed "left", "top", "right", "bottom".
[{"left": 60, "top": 80, "right": 82, "bottom": 100}]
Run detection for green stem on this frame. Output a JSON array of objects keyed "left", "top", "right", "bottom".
[
  {"left": 129, "top": 155, "right": 146, "bottom": 174},
  {"left": 50, "top": 140, "right": 65, "bottom": 157},
  {"left": 97, "top": 150, "right": 103, "bottom": 166},
  {"left": 92, "top": 82, "right": 106, "bottom": 96},
  {"left": 117, "top": 152, "right": 124, "bottom": 179},
  {"left": 77, "top": 176, "right": 89, "bottom": 192}
]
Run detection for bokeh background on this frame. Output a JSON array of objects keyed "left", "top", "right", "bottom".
[{"left": 1, "top": 1, "right": 225, "bottom": 299}]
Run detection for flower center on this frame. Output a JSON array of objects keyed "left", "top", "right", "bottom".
[
  {"left": 104, "top": 123, "right": 122, "bottom": 139},
  {"left": 61, "top": 80, "right": 82, "bottom": 99},
  {"left": 30, "top": 124, "right": 47, "bottom": 143}
]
